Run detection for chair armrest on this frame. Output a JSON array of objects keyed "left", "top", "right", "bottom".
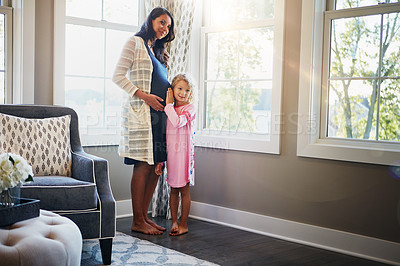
[
  {"left": 71, "top": 151, "right": 95, "bottom": 183},
  {"left": 71, "top": 151, "right": 116, "bottom": 238}
]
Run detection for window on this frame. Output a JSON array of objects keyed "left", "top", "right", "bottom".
[
  {"left": 324, "top": 0, "right": 400, "bottom": 142},
  {"left": 196, "top": 0, "right": 284, "bottom": 154},
  {"left": 0, "top": 3, "right": 12, "bottom": 104},
  {"left": 0, "top": 1, "right": 35, "bottom": 105},
  {"left": 298, "top": 0, "right": 400, "bottom": 165},
  {"left": 54, "top": 0, "right": 140, "bottom": 146}
]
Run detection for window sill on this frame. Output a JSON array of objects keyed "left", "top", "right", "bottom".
[{"left": 297, "top": 137, "right": 400, "bottom": 166}]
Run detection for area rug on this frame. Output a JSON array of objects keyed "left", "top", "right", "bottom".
[{"left": 81, "top": 232, "right": 218, "bottom": 265}]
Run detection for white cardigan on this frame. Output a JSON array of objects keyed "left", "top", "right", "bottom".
[{"left": 112, "top": 36, "right": 155, "bottom": 165}]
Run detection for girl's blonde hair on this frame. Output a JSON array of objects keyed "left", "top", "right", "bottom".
[{"left": 170, "top": 73, "right": 196, "bottom": 104}]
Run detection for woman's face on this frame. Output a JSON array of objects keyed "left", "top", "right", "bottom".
[{"left": 152, "top": 14, "right": 172, "bottom": 40}]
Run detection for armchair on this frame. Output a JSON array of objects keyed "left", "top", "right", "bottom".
[{"left": 0, "top": 104, "right": 115, "bottom": 265}]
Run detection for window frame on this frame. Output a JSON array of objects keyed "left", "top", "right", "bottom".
[
  {"left": 53, "top": 0, "right": 143, "bottom": 146},
  {"left": 196, "top": 0, "right": 285, "bottom": 154},
  {"left": 297, "top": 0, "right": 400, "bottom": 166},
  {"left": 0, "top": 5, "right": 12, "bottom": 104},
  {"left": 0, "top": 0, "right": 34, "bottom": 105}
]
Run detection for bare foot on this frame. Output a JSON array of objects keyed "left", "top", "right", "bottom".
[
  {"left": 145, "top": 217, "right": 166, "bottom": 231},
  {"left": 131, "top": 222, "right": 163, "bottom": 235},
  {"left": 170, "top": 222, "right": 179, "bottom": 234},
  {"left": 169, "top": 225, "right": 188, "bottom": 236}
]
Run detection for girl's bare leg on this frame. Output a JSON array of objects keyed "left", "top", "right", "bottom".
[
  {"left": 170, "top": 183, "right": 190, "bottom": 236},
  {"left": 142, "top": 165, "right": 166, "bottom": 231},
  {"left": 169, "top": 187, "right": 180, "bottom": 234},
  {"left": 131, "top": 162, "right": 162, "bottom": 235}
]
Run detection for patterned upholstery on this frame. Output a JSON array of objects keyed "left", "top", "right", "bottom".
[
  {"left": 0, "top": 105, "right": 115, "bottom": 265},
  {"left": 0, "top": 113, "right": 72, "bottom": 176}
]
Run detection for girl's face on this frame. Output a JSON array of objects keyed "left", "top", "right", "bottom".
[
  {"left": 173, "top": 80, "right": 191, "bottom": 106},
  {"left": 152, "top": 14, "right": 172, "bottom": 40}
]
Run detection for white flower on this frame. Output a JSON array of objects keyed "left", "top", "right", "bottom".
[{"left": 0, "top": 153, "right": 34, "bottom": 191}]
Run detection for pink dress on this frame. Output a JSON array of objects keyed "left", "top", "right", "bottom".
[{"left": 164, "top": 103, "right": 196, "bottom": 188}]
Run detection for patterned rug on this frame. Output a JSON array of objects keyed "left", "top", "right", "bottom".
[{"left": 81, "top": 232, "right": 218, "bottom": 265}]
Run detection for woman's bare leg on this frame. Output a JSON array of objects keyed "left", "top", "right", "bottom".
[
  {"left": 131, "top": 162, "right": 162, "bottom": 235},
  {"left": 142, "top": 165, "right": 166, "bottom": 231},
  {"left": 169, "top": 187, "right": 180, "bottom": 234},
  {"left": 170, "top": 183, "right": 190, "bottom": 236}
]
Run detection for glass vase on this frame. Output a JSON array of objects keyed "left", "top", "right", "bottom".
[{"left": 0, "top": 187, "right": 21, "bottom": 208}]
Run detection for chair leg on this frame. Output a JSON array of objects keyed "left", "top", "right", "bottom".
[{"left": 99, "top": 238, "right": 113, "bottom": 265}]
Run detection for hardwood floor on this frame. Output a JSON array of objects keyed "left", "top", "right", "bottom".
[{"left": 117, "top": 216, "right": 390, "bottom": 266}]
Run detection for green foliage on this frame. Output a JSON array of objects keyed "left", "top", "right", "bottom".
[
  {"left": 206, "top": 28, "right": 267, "bottom": 133},
  {"left": 379, "top": 80, "right": 400, "bottom": 141}
]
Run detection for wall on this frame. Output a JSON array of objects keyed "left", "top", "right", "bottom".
[
  {"left": 33, "top": 0, "right": 400, "bottom": 245},
  {"left": 35, "top": 0, "right": 53, "bottom": 105}
]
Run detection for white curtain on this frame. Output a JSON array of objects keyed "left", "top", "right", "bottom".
[{"left": 145, "top": 0, "right": 196, "bottom": 219}]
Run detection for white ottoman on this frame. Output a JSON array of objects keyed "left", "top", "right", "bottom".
[{"left": 0, "top": 210, "right": 82, "bottom": 266}]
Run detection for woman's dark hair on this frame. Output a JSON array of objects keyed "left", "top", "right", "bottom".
[{"left": 135, "top": 7, "right": 175, "bottom": 67}]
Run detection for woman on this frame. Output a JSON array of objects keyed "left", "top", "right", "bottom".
[{"left": 112, "top": 7, "right": 175, "bottom": 235}]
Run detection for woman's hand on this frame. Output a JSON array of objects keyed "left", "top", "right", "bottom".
[
  {"left": 166, "top": 88, "right": 174, "bottom": 105},
  {"left": 144, "top": 93, "right": 164, "bottom": 111},
  {"left": 134, "top": 89, "right": 164, "bottom": 111}
]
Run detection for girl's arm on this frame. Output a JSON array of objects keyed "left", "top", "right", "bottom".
[
  {"left": 165, "top": 104, "right": 196, "bottom": 128},
  {"left": 112, "top": 37, "right": 164, "bottom": 111}
]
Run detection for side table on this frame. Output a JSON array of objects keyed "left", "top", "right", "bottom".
[{"left": 0, "top": 209, "right": 82, "bottom": 266}]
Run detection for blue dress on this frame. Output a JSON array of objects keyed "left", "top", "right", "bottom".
[{"left": 124, "top": 42, "right": 169, "bottom": 165}]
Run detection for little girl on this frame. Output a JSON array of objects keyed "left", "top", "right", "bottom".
[{"left": 155, "top": 73, "right": 196, "bottom": 236}]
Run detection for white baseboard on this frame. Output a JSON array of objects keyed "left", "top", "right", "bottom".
[
  {"left": 190, "top": 201, "right": 400, "bottom": 265},
  {"left": 116, "top": 199, "right": 132, "bottom": 219}
]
